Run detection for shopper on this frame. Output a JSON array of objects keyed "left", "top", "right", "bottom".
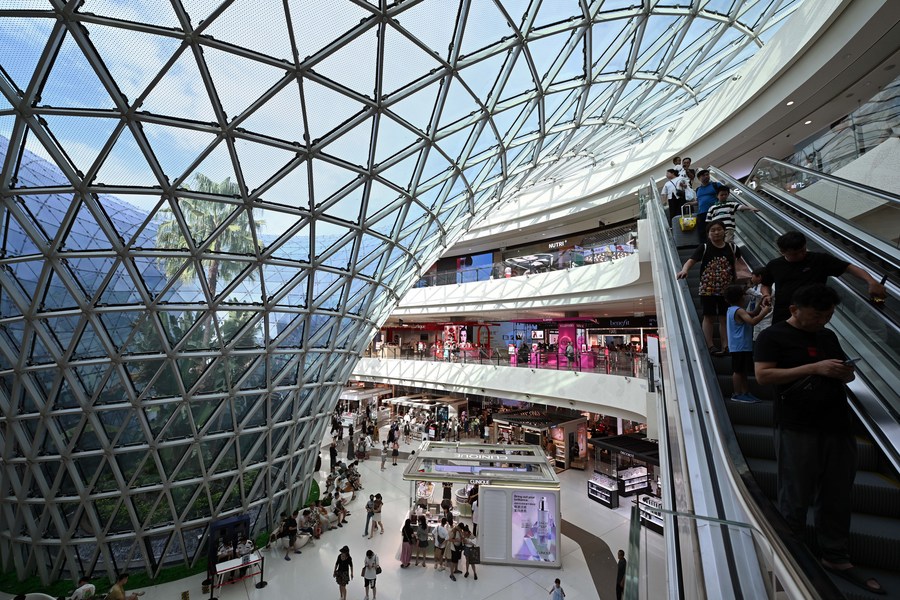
[
  {"left": 283, "top": 511, "right": 299, "bottom": 560},
  {"left": 414, "top": 515, "right": 429, "bottom": 566},
  {"left": 380, "top": 441, "right": 388, "bottom": 471},
  {"left": 106, "top": 573, "right": 140, "bottom": 600},
  {"left": 471, "top": 496, "right": 479, "bottom": 538},
  {"left": 333, "top": 546, "right": 354, "bottom": 600},
  {"left": 370, "top": 494, "right": 384, "bottom": 538},
  {"left": 725, "top": 284, "right": 770, "bottom": 403},
  {"left": 447, "top": 522, "right": 464, "bottom": 581},
  {"left": 676, "top": 221, "right": 741, "bottom": 355},
  {"left": 462, "top": 523, "right": 478, "bottom": 580},
  {"left": 400, "top": 518, "right": 414, "bottom": 568},
  {"left": 362, "top": 549, "right": 380, "bottom": 600},
  {"left": 70, "top": 577, "right": 96, "bottom": 600},
  {"left": 391, "top": 439, "right": 399, "bottom": 465},
  {"left": 549, "top": 578, "right": 566, "bottom": 600},
  {"left": 433, "top": 517, "right": 449, "bottom": 571},
  {"left": 363, "top": 494, "right": 375, "bottom": 537},
  {"left": 617, "top": 549, "right": 627, "bottom": 600}
]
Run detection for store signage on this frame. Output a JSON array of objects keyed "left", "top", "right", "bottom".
[
  {"left": 455, "top": 453, "right": 506, "bottom": 460},
  {"left": 548, "top": 240, "right": 567, "bottom": 249},
  {"left": 594, "top": 316, "right": 658, "bottom": 329},
  {"left": 469, "top": 479, "right": 491, "bottom": 485}
]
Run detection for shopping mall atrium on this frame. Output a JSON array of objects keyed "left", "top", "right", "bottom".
[{"left": 1, "top": 1, "right": 898, "bottom": 599}]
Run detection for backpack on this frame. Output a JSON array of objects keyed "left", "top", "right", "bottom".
[{"left": 698, "top": 242, "right": 736, "bottom": 296}]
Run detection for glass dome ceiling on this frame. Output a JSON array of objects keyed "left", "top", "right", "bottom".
[{"left": 0, "top": 0, "right": 801, "bottom": 583}]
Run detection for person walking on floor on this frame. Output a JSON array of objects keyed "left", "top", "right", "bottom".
[
  {"left": 447, "top": 521, "right": 464, "bottom": 581},
  {"left": 462, "top": 523, "right": 478, "bottom": 580},
  {"left": 362, "top": 549, "right": 380, "bottom": 600},
  {"left": 433, "top": 517, "right": 449, "bottom": 571},
  {"left": 380, "top": 441, "right": 388, "bottom": 471},
  {"left": 363, "top": 494, "right": 374, "bottom": 538},
  {"left": 549, "top": 578, "right": 566, "bottom": 600},
  {"left": 617, "top": 549, "right": 627, "bottom": 600},
  {"left": 329, "top": 441, "right": 337, "bottom": 472},
  {"left": 369, "top": 494, "right": 384, "bottom": 538},
  {"left": 333, "top": 545, "right": 354, "bottom": 600},
  {"left": 391, "top": 439, "right": 399, "bottom": 465}
]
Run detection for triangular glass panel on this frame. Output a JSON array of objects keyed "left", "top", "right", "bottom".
[
  {"left": 127, "top": 358, "right": 164, "bottom": 397},
  {"left": 435, "top": 123, "right": 475, "bottom": 164},
  {"left": 95, "top": 367, "right": 129, "bottom": 405},
  {"left": 61, "top": 200, "right": 111, "bottom": 251},
  {"left": 159, "top": 309, "right": 204, "bottom": 346},
  {"left": 269, "top": 224, "right": 310, "bottom": 263},
  {"left": 381, "top": 23, "right": 445, "bottom": 96},
  {"left": 181, "top": 142, "right": 241, "bottom": 193},
  {"left": 41, "top": 269, "right": 79, "bottom": 311},
  {"left": 100, "top": 408, "right": 135, "bottom": 443},
  {"left": 140, "top": 47, "right": 217, "bottom": 122},
  {"left": 457, "top": 51, "right": 506, "bottom": 105},
  {"left": 385, "top": 79, "right": 439, "bottom": 134},
  {"left": 233, "top": 138, "right": 298, "bottom": 194},
  {"left": 251, "top": 205, "right": 302, "bottom": 249},
  {"left": 232, "top": 318, "right": 264, "bottom": 350},
  {"left": 363, "top": 180, "right": 403, "bottom": 221},
  {"left": 178, "top": 356, "right": 210, "bottom": 391},
  {"left": 201, "top": 259, "right": 254, "bottom": 301},
  {"left": 211, "top": 442, "right": 237, "bottom": 474},
  {"left": 392, "top": 0, "right": 458, "bottom": 63},
  {"left": 319, "top": 116, "right": 372, "bottom": 169},
  {"left": 417, "top": 147, "right": 452, "bottom": 186},
  {"left": 180, "top": 313, "right": 219, "bottom": 351},
  {"left": 436, "top": 77, "right": 481, "bottom": 129},
  {"left": 312, "top": 27, "right": 378, "bottom": 97},
  {"left": 286, "top": 0, "right": 371, "bottom": 60},
  {"left": 98, "top": 311, "right": 143, "bottom": 351},
  {"left": 310, "top": 159, "right": 358, "bottom": 211},
  {"left": 226, "top": 267, "right": 264, "bottom": 304},
  {"left": 256, "top": 161, "right": 311, "bottom": 210},
  {"left": 41, "top": 115, "right": 120, "bottom": 176},
  {"left": 237, "top": 81, "right": 306, "bottom": 144},
  {"left": 94, "top": 127, "right": 160, "bottom": 188},
  {"left": 459, "top": 0, "right": 510, "bottom": 56},
  {"left": 530, "top": 0, "right": 578, "bottom": 29},
  {"left": 72, "top": 321, "right": 108, "bottom": 361},
  {"left": 202, "top": 0, "right": 294, "bottom": 60},
  {"left": 0, "top": 17, "right": 54, "bottom": 91},
  {"left": 239, "top": 360, "right": 267, "bottom": 390},
  {"left": 270, "top": 313, "right": 304, "bottom": 347},
  {"left": 318, "top": 186, "right": 363, "bottom": 226},
  {"left": 39, "top": 33, "right": 116, "bottom": 110},
  {"left": 146, "top": 361, "right": 181, "bottom": 398},
  {"left": 174, "top": 197, "right": 237, "bottom": 247},
  {"left": 150, "top": 202, "right": 191, "bottom": 251},
  {"left": 88, "top": 0, "right": 181, "bottom": 28},
  {"left": 311, "top": 272, "right": 344, "bottom": 308},
  {"left": 159, "top": 404, "right": 193, "bottom": 442},
  {"left": 98, "top": 261, "right": 143, "bottom": 306},
  {"left": 497, "top": 51, "right": 539, "bottom": 105},
  {"left": 44, "top": 313, "right": 80, "bottom": 352},
  {"left": 142, "top": 122, "right": 218, "bottom": 184},
  {"left": 373, "top": 113, "right": 421, "bottom": 166},
  {"left": 375, "top": 150, "right": 419, "bottom": 190},
  {"left": 201, "top": 45, "right": 287, "bottom": 122},
  {"left": 303, "top": 78, "right": 368, "bottom": 144},
  {"left": 2, "top": 205, "right": 41, "bottom": 258},
  {"left": 190, "top": 398, "right": 223, "bottom": 430}
]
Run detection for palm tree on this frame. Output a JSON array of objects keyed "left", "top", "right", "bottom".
[{"left": 155, "top": 174, "right": 263, "bottom": 347}]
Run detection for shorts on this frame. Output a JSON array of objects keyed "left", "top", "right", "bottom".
[
  {"left": 365, "top": 578, "right": 376, "bottom": 589},
  {"left": 700, "top": 295, "right": 728, "bottom": 316},
  {"left": 450, "top": 548, "right": 462, "bottom": 562},
  {"left": 418, "top": 539, "right": 429, "bottom": 548},
  {"left": 731, "top": 351, "right": 754, "bottom": 375}
]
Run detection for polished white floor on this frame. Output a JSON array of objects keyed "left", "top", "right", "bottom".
[{"left": 3, "top": 436, "right": 666, "bottom": 600}]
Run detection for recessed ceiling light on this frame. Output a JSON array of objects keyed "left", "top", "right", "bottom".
[
  {"left": 804, "top": 120, "right": 812, "bottom": 125},
  {"left": 786, "top": 101, "right": 794, "bottom": 106}
]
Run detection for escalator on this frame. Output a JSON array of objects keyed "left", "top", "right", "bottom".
[{"left": 670, "top": 160, "right": 900, "bottom": 598}]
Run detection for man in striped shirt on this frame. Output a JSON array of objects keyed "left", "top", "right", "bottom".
[{"left": 706, "top": 186, "right": 760, "bottom": 242}]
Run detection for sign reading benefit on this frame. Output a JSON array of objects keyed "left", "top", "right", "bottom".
[{"left": 511, "top": 491, "right": 558, "bottom": 562}]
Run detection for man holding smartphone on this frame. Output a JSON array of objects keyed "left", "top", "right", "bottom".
[{"left": 755, "top": 284, "right": 884, "bottom": 595}]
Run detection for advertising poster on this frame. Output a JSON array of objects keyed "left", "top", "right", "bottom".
[{"left": 511, "top": 491, "right": 558, "bottom": 563}]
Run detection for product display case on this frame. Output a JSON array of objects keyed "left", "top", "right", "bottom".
[
  {"left": 638, "top": 494, "right": 664, "bottom": 534},
  {"left": 617, "top": 465, "right": 648, "bottom": 497},
  {"left": 587, "top": 473, "right": 619, "bottom": 508}
]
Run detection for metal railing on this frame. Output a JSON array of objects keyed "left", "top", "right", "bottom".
[{"left": 363, "top": 345, "right": 648, "bottom": 378}]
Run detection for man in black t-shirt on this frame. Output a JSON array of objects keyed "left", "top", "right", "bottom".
[
  {"left": 761, "top": 231, "right": 886, "bottom": 323},
  {"left": 283, "top": 511, "right": 300, "bottom": 560},
  {"left": 755, "top": 284, "right": 884, "bottom": 595}
]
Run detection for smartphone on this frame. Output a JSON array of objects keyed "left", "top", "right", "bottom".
[{"left": 843, "top": 357, "right": 861, "bottom": 366}]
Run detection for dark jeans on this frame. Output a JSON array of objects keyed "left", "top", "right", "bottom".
[
  {"left": 364, "top": 511, "right": 373, "bottom": 535},
  {"left": 775, "top": 428, "right": 857, "bottom": 562}
]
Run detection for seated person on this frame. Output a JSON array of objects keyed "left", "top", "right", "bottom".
[
  {"left": 216, "top": 536, "right": 234, "bottom": 561},
  {"left": 333, "top": 496, "right": 349, "bottom": 527},
  {"left": 106, "top": 573, "right": 141, "bottom": 600},
  {"left": 70, "top": 576, "right": 96, "bottom": 600},
  {"left": 299, "top": 509, "right": 317, "bottom": 538},
  {"left": 313, "top": 500, "right": 332, "bottom": 532},
  {"left": 265, "top": 512, "right": 288, "bottom": 549}
]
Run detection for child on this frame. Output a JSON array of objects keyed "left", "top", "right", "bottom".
[
  {"left": 745, "top": 267, "right": 773, "bottom": 340},
  {"left": 706, "top": 186, "right": 760, "bottom": 243},
  {"left": 549, "top": 578, "right": 566, "bottom": 600},
  {"left": 724, "top": 284, "right": 771, "bottom": 403}
]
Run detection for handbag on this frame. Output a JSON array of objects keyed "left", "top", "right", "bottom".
[
  {"left": 679, "top": 204, "right": 696, "bottom": 232},
  {"left": 464, "top": 545, "right": 481, "bottom": 564},
  {"left": 375, "top": 566, "right": 382, "bottom": 575}
]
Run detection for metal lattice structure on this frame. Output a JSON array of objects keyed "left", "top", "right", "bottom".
[{"left": 0, "top": 0, "right": 800, "bottom": 583}]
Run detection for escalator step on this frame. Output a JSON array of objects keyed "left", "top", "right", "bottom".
[
  {"left": 734, "top": 424, "right": 775, "bottom": 460},
  {"left": 725, "top": 399, "right": 775, "bottom": 427}
]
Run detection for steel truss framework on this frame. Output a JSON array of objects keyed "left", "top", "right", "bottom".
[{"left": 0, "top": 0, "right": 799, "bottom": 583}]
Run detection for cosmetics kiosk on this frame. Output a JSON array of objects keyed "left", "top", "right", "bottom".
[
  {"left": 586, "top": 434, "right": 662, "bottom": 532},
  {"left": 337, "top": 387, "right": 392, "bottom": 428},
  {"left": 492, "top": 411, "right": 588, "bottom": 470},
  {"left": 402, "top": 441, "right": 562, "bottom": 568}
]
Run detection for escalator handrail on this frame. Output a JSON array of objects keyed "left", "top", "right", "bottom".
[
  {"left": 750, "top": 155, "right": 900, "bottom": 205},
  {"left": 646, "top": 181, "right": 779, "bottom": 599}
]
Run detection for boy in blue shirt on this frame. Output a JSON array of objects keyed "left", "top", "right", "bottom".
[{"left": 725, "top": 284, "right": 771, "bottom": 403}]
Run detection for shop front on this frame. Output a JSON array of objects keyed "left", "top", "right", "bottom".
[
  {"left": 403, "top": 442, "right": 562, "bottom": 568},
  {"left": 492, "top": 410, "right": 587, "bottom": 471},
  {"left": 587, "top": 434, "right": 662, "bottom": 533}
]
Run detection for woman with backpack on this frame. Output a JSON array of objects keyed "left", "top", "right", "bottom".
[{"left": 676, "top": 221, "right": 742, "bottom": 356}]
